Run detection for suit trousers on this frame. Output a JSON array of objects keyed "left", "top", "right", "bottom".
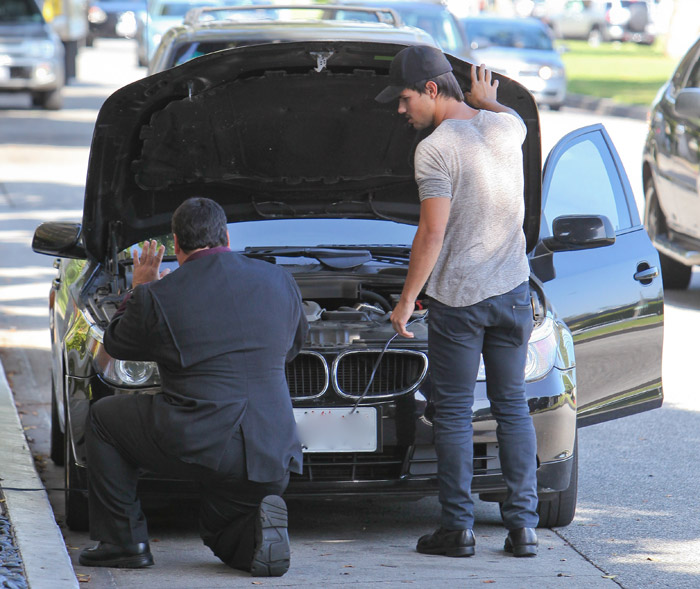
[
  {"left": 428, "top": 282, "right": 539, "bottom": 531},
  {"left": 85, "top": 394, "right": 288, "bottom": 571}
]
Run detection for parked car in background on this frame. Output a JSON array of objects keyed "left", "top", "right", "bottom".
[
  {"left": 321, "top": 0, "right": 470, "bottom": 60},
  {"left": 460, "top": 15, "right": 566, "bottom": 110},
  {"left": 87, "top": 0, "right": 146, "bottom": 44},
  {"left": 642, "top": 35, "right": 700, "bottom": 289},
  {"left": 0, "top": 0, "right": 65, "bottom": 109},
  {"left": 150, "top": 4, "right": 434, "bottom": 74},
  {"left": 136, "top": 0, "right": 267, "bottom": 67},
  {"left": 33, "top": 38, "right": 663, "bottom": 532},
  {"left": 547, "top": 0, "right": 655, "bottom": 46}
]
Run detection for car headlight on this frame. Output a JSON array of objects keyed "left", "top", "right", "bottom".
[
  {"left": 88, "top": 6, "right": 107, "bottom": 24},
  {"left": 539, "top": 65, "right": 565, "bottom": 80},
  {"left": 89, "top": 327, "right": 160, "bottom": 387},
  {"left": 476, "top": 316, "right": 566, "bottom": 383}
]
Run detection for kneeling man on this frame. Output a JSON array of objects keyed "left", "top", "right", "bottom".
[{"left": 79, "top": 197, "right": 307, "bottom": 577}]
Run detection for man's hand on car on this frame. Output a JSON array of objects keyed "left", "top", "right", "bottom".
[{"left": 132, "top": 240, "right": 170, "bottom": 288}]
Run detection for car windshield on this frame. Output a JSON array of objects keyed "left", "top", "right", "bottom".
[
  {"left": 463, "top": 20, "right": 553, "bottom": 51},
  {"left": 333, "top": 5, "right": 463, "bottom": 54},
  {"left": 0, "top": 0, "right": 43, "bottom": 23},
  {"left": 159, "top": 2, "right": 207, "bottom": 17},
  {"left": 126, "top": 218, "right": 417, "bottom": 256}
]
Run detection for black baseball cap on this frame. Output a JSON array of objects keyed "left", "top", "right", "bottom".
[{"left": 375, "top": 45, "right": 453, "bottom": 103}]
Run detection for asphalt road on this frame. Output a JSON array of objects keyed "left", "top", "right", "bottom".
[{"left": 1, "top": 39, "right": 699, "bottom": 589}]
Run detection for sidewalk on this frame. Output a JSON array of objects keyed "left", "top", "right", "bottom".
[{"left": 0, "top": 362, "right": 78, "bottom": 588}]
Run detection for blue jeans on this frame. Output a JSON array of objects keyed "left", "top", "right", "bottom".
[{"left": 428, "top": 281, "right": 539, "bottom": 531}]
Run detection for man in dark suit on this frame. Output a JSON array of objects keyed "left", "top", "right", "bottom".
[{"left": 78, "top": 197, "right": 307, "bottom": 577}]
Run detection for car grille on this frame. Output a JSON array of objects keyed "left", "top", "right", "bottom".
[
  {"left": 10, "top": 66, "right": 32, "bottom": 80},
  {"left": 334, "top": 350, "right": 427, "bottom": 400},
  {"left": 285, "top": 351, "right": 327, "bottom": 400},
  {"left": 294, "top": 449, "right": 405, "bottom": 482}
]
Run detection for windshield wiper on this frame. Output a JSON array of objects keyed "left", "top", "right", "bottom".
[{"left": 244, "top": 246, "right": 372, "bottom": 269}]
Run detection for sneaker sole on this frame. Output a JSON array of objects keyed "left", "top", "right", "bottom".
[{"left": 250, "top": 495, "right": 290, "bottom": 577}]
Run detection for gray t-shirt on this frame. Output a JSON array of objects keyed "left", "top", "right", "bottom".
[{"left": 415, "top": 110, "right": 530, "bottom": 307}]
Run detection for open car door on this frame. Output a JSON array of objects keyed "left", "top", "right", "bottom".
[{"left": 534, "top": 124, "right": 664, "bottom": 426}]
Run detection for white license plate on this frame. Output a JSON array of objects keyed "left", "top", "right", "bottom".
[
  {"left": 0, "top": 67, "right": 9, "bottom": 81},
  {"left": 293, "top": 407, "right": 377, "bottom": 453}
]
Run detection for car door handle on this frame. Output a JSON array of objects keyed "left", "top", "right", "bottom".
[{"left": 634, "top": 266, "right": 659, "bottom": 282}]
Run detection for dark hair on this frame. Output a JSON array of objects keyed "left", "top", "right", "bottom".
[
  {"left": 409, "top": 71, "right": 464, "bottom": 102},
  {"left": 171, "top": 197, "right": 228, "bottom": 253}
]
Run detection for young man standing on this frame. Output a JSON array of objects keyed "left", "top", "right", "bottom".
[{"left": 376, "top": 46, "right": 539, "bottom": 557}]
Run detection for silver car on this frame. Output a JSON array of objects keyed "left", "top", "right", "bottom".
[
  {"left": 0, "top": 0, "right": 65, "bottom": 110},
  {"left": 149, "top": 4, "right": 436, "bottom": 74},
  {"left": 460, "top": 15, "right": 566, "bottom": 111}
]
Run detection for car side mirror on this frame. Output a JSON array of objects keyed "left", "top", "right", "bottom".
[
  {"left": 542, "top": 214, "right": 615, "bottom": 252},
  {"left": 675, "top": 88, "right": 700, "bottom": 119},
  {"left": 32, "top": 222, "right": 86, "bottom": 259}
]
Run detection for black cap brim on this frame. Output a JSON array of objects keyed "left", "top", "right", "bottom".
[{"left": 375, "top": 84, "right": 404, "bottom": 103}]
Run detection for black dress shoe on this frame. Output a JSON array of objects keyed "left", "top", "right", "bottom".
[
  {"left": 79, "top": 541, "right": 154, "bottom": 568},
  {"left": 250, "top": 495, "right": 290, "bottom": 577},
  {"left": 416, "top": 527, "right": 475, "bottom": 557},
  {"left": 504, "top": 527, "right": 538, "bottom": 557}
]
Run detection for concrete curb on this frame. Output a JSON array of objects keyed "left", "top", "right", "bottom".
[
  {"left": 0, "top": 362, "right": 78, "bottom": 589},
  {"left": 564, "top": 93, "right": 649, "bottom": 121}
]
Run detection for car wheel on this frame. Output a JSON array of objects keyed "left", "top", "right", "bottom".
[
  {"left": 536, "top": 436, "right": 578, "bottom": 528},
  {"left": 548, "top": 104, "right": 562, "bottom": 112},
  {"left": 64, "top": 408, "right": 89, "bottom": 531},
  {"left": 31, "top": 89, "right": 63, "bottom": 111},
  {"left": 587, "top": 27, "right": 602, "bottom": 47},
  {"left": 645, "top": 180, "right": 692, "bottom": 289},
  {"left": 50, "top": 381, "right": 65, "bottom": 466}
]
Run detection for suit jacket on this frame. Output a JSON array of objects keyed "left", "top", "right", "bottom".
[{"left": 104, "top": 249, "right": 307, "bottom": 483}]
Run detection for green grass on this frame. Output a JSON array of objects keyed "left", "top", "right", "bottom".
[{"left": 557, "top": 39, "right": 678, "bottom": 106}]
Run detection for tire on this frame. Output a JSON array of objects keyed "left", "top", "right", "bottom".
[
  {"left": 31, "top": 89, "right": 63, "bottom": 111},
  {"left": 645, "top": 180, "right": 692, "bottom": 290},
  {"left": 50, "top": 382, "right": 65, "bottom": 466},
  {"left": 64, "top": 409, "right": 89, "bottom": 531},
  {"left": 537, "top": 437, "right": 578, "bottom": 528}
]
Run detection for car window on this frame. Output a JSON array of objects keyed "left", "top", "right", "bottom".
[
  {"left": 543, "top": 132, "right": 632, "bottom": 232},
  {"left": 463, "top": 21, "right": 553, "bottom": 51},
  {"left": 334, "top": 6, "right": 462, "bottom": 54},
  {"left": 0, "top": 0, "right": 43, "bottom": 22},
  {"left": 684, "top": 54, "right": 700, "bottom": 89},
  {"left": 127, "top": 218, "right": 417, "bottom": 256},
  {"left": 671, "top": 41, "right": 700, "bottom": 93}
]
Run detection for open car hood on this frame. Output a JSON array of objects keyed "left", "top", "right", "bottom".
[{"left": 83, "top": 41, "right": 541, "bottom": 261}]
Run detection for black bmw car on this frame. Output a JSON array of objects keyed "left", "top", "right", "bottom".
[{"left": 32, "top": 40, "right": 664, "bottom": 532}]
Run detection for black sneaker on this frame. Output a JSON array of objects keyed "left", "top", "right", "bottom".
[
  {"left": 416, "top": 527, "right": 475, "bottom": 557},
  {"left": 250, "top": 495, "right": 291, "bottom": 577}
]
